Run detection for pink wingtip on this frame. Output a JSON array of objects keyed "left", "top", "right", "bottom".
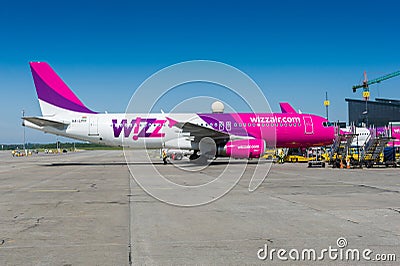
[{"left": 166, "top": 117, "right": 178, "bottom": 128}]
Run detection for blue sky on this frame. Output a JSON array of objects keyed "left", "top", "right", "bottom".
[{"left": 1, "top": 0, "right": 400, "bottom": 143}]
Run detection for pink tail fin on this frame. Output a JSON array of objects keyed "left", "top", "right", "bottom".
[
  {"left": 279, "top": 102, "right": 297, "bottom": 113},
  {"left": 30, "top": 62, "right": 96, "bottom": 114}
]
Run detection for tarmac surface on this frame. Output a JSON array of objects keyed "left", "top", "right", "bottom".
[{"left": 0, "top": 150, "right": 399, "bottom": 265}]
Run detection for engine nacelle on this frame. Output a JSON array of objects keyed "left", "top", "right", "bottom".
[
  {"left": 218, "top": 139, "right": 266, "bottom": 159},
  {"left": 164, "top": 137, "right": 194, "bottom": 150}
]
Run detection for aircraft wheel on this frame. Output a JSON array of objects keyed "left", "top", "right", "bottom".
[{"left": 189, "top": 152, "right": 200, "bottom": 161}]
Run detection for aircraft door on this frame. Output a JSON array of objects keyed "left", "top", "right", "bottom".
[
  {"left": 89, "top": 117, "right": 99, "bottom": 136},
  {"left": 303, "top": 116, "right": 314, "bottom": 135}
]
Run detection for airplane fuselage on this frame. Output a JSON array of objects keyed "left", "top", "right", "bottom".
[
  {"left": 24, "top": 61, "right": 337, "bottom": 157},
  {"left": 25, "top": 112, "right": 335, "bottom": 149}
]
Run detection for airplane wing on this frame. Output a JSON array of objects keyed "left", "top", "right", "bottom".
[
  {"left": 22, "top": 116, "right": 69, "bottom": 130},
  {"left": 168, "top": 117, "right": 230, "bottom": 144}
]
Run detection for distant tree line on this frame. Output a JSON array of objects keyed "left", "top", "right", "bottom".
[{"left": 0, "top": 142, "right": 122, "bottom": 150}]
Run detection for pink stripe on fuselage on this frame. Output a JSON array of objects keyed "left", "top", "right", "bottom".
[{"left": 230, "top": 113, "right": 334, "bottom": 148}]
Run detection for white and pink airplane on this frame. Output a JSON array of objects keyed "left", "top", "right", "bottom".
[{"left": 23, "top": 62, "right": 335, "bottom": 160}]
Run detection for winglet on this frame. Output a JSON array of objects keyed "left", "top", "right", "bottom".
[
  {"left": 279, "top": 102, "right": 297, "bottom": 113},
  {"left": 166, "top": 117, "right": 179, "bottom": 128}
]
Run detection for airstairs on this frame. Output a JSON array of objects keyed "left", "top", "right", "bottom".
[
  {"left": 360, "top": 127, "right": 393, "bottom": 167},
  {"left": 330, "top": 125, "right": 356, "bottom": 167}
]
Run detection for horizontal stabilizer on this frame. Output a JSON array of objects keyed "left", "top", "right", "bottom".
[
  {"left": 23, "top": 116, "right": 69, "bottom": 130},
  {"left": 279, "top": 102, "right": 297, "bottom": 113}
]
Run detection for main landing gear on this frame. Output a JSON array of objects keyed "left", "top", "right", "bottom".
[{"left": 189, "top": 152, "right": 200, "bottom": 161}]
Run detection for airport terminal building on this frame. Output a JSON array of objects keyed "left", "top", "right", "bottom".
[{"left": 345, "top": 98, "right": 400, "bottom": 127}]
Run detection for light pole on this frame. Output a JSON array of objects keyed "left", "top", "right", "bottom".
[
  {"left": 22, "top": 109, "right": 26, "bottom": 155},
  {"left": 362, "top": 76, "right": 370, "bottom": 127},
  {"left": 324, "top": 92, "right": 330, "bottom": 120}
]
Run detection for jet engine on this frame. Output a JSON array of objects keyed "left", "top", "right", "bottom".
[{"left": 217, "top": 139, "right": 266, "bottom": 159}]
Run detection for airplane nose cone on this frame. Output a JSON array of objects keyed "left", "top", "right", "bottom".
[{"left": 327, "top": 127, "right": 335, "bottom": 144}]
